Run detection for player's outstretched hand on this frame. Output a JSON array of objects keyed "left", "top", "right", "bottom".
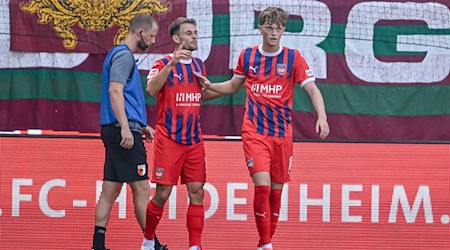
[
  {"left": 142, "top": 125, "right": 155, "bottom": 142},
  {"left": 316, "top": 118, "right": 329, "bottom": 139},
  {"left": 194, "top": 72, "right": 212, "bottom": 90}
]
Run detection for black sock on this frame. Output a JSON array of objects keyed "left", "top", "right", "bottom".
[{"left": 92, "top": 226, "right": 106, "bottom": 250}]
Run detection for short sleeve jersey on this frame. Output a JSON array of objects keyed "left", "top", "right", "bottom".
[
  {"left": 234, "top": 44, "right": 315, "bottom": 138},
  {"left": 147, "top": 55, "right": 206, "bottom": 145}
]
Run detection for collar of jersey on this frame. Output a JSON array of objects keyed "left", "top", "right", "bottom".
[
  {"left": 169, "top": 53, "right": 192, "bottom": 64},
  {"left": 258, "top": 44, "right": 283, "bottom": 57}
]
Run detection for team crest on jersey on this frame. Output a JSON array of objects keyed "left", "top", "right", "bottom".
[
  {"left": 277, "top": 64, "right": 287, "bottom": 76},
  {"left": 246, "top": 158, "right": 254, "bottom": 169},
  {"left": 155, "top": 167, "right": 164, "bottom": 179},
  {"left": 137, "top": 164, "right": 146, "bottom": 176}
]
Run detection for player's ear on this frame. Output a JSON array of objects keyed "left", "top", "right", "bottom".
[
  {"left": 172, "top": 34, "right": 181, "bottom": 44},
  {"left": 258, "top": 25, "right": 263, "bottom": 34},
  {"left": 137, "top": 28, "right": 144, "bottom": 37}
]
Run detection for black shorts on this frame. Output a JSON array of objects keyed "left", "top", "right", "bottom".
[{"left": 101, "top": 125, "right": 149, "bottom": 183}]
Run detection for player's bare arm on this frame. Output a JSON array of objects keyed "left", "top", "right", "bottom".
[
  {"left": 303, "top": 81, "right": 330, "bottom": 139},
  {"left": 109, "top": 81, "right": 134, "bottom": 149},
  {"left": 195, "top": 73, "right": 245, "bottom": 100},
  {"left": 147, "top": 41, "right": 191, "bottom": 96},
  {"left": 193, "top": 73, "right": 223, "bottom": 100},
  {"left": 201, "top": 87, "right": 223, "bottom": 101}
]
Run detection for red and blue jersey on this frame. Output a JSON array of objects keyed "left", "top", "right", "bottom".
[
  {"left": 147, "top": 54, "right": 206, "bottom": 145},
  {"left": 234, "top": 45, "right": 315, "bottom": 138}
]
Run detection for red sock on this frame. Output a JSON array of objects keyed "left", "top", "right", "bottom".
[
  {"left": 144, "top": 200, "right": 164, "bottom": 240},
  {"left": 269, "top": 189, "right": 282, "bottom": 238},
  {"left": 254, "top": 186, "right": 271, "bottom": 245},
  {"left": 187, "top": 204, "right": 204, "bottom": 247}
]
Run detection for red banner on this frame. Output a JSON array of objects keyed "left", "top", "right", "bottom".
[
  {"left": 0, "top": 137, "right": 449, "bottom": 249},
  {"left": 9, "top": 0, "right": 183, "bottom": 54}
]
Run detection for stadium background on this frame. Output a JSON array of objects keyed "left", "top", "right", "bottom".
[{"left": 1, "top": 0, "right": 449, "bottom": 249}]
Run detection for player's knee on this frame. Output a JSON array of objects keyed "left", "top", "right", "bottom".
[
  {"left": 99, "top": 184, "right": 122, "bottom": 203},
  {"left": 153, "top": 186, "right": 172, "bottom": 204},
  {"left": 188, "top": 188, "right": 204, "bottom": 203},
  {"left": 129, "top": 181, "right": 150, "bottom": 199}
]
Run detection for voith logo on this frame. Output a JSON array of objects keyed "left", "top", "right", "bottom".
[
  {"left": 251, "top": 84, "right": 283, "bottom": 94},
  {"left": 176, "top": 92, "right": 202, "bottom": 102}
]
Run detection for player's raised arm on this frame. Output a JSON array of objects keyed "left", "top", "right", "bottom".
[
  {"left": 194, "top": 72, "right": 245, "bottom": 100},
  {"left": 303, "top": 81, "right": 330, "bottom": 139},
  {"left": 147, "top": 41, "right": 191, "bottom": 96}
]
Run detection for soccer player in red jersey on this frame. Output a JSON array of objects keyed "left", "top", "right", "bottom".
[
  {"left": 141, "top": 17, "right": 206, "bottom": 250},
  {"left": 196, "top": 7, "right": 330, "bottom": 250}
]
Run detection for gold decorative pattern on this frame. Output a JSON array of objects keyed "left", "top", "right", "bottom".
[{"left": 20, "top": 0, "right": 171, "bottom": 49}]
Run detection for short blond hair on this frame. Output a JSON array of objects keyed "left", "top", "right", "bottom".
[{"left": 259, "top": 7, "right": 289, "bottom": 27}]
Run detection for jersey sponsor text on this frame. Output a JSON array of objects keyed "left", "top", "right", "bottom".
[{"left": 251, "top": 83, "right": 283, "bottom": 94}]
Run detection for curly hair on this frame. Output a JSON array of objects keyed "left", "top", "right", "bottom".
[{"left": 259, "top": 7, "right": 289, "bottom": 27}]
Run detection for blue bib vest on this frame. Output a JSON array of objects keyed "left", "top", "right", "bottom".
[{"left": 100, "top": 44, "right": 147, "bottom": 126}]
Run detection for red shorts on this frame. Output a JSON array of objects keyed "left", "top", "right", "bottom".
[
  {"left": 242, "top": 131, "right": 293, "bottom": 183},
  {"left": 152, "top": 133, "right": 206, "bottom": 185}
]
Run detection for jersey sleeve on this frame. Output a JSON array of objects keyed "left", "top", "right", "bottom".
[
  {"left": 110, "top": 50, "right": 135, "bottom": 85},
  {"left": 233, "top": 49, "right": 246, "bottom": 79},
  {"left": 195, "top": 58, "right": 206, "bottom": 77},
  {"left": 202, "top": 60, "right": 207, "bottom": 77},
  {"left": 147, "top": 58, "right": 167, "bottom": 81},
  {"left": 293, "top": 50, "right": 316, "bottom": 87}
]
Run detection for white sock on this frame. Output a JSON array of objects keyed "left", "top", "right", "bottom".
[
  {"left": 142, "top": 238, "right": 155, "bottom": 248},
  {"left": 189, "top": 245, "right": 201, "bottom": 250},
  {"left": 261, "top": 243, "right": 273, "bottom": 249}
]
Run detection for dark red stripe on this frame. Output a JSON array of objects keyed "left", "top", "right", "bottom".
[
  {"left": 200, "top": 105, "right": 244, "bottom": 136},
  {"left": 293, "top": 111, "right": 450, "bottom": 141},
  {"left": 319, "top": 0, "right": 450, "bottom": 24},
  {"left": 213, "top": 0, "right": 229, "bottom": 14},
  {"left": 374, "top": 54, "right": 426, "bottom": 63},
  {"left": 201, "top": 106, "right": 450, "bottom": 141},
  {"left": 204, "top": 44, "right": 232, "bottom": 75},
  {"left": 0, "top": 99, "right": 101, "bottom": 133},
  {"left": 1, "top": 100, "right": 448, "bottom": 141}
]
